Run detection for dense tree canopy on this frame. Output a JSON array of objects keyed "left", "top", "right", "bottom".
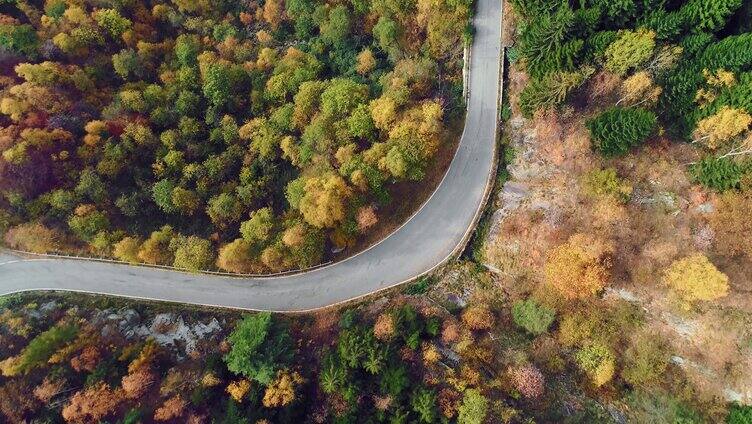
[
  {"left": 0, "top": 0, "right": 471, "bottom": 272},
  {"left": 512, "top": 0, "right": 752, "bottom": 164}
]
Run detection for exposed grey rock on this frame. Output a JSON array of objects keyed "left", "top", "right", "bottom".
[
  {"left": 662, "top": 312, "right": 698, "bottom": 339},
  {"left": 446, "top": 293, "right": 466, "bottom": 308},
  {"left": 607, "top": 405, "right": 627, "bottom": 424},
  {"left": 603, "top": 287, "right": 641, "bottom": 303},
  {"left": 132, "top": 313, "right": 223, "bottom": 358},
  {"left": 695, "top": 202, "right": 715, "bottom": 214},
  {"left": 39, "top": 301, "right": 59, "bottom": 314}
]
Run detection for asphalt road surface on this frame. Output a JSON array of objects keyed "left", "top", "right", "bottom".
[{"left": 0, "top": 0, "right": 502, "bottom": 312}]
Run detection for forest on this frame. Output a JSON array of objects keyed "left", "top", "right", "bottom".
[
  {"left": 514, "top": 0, "right": 752, "bottom": 171},
  {"left": 0, "top": 292, "right": 514, "bottom": 423},
  {"left": 3, "top": 0, "right": 752, "bottom": 422},
  {"left": 0, "top": 0, "right": 472, "bottom": 272}
]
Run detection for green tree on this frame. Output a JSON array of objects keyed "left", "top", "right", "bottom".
[
  {"left": 519, "top": 67, "right": 593, "bottom": 117},
  {"left": 171, "top": 236, "right": 215, "bottom": 271},
  {"left": 679, "top": 0, "right": 742, "bottom": 33},
  {"left": 224, "top": 313, "right": 293, "bottom": 385},
  {"left": 518, "top": 5, "right": 582, "bottom": 78},
  {"left": 411, "top": 387, "right": 438, "bottom": 423},
  {"left": 347, "top": 103, "right": 376, "bottom": 139},
  {"left": 372, "top": 17, "right": 400, "bottom": 59},
  {"left": 0, "top": 24, "right": 39, "bottom": 58},
  {"left": 206, "top": 193, "right": 244, "bottom": 227},
  {"left": 380, "top": 365, "right": 409, "bottom": 396},
  {"left": 457, "top": 389, "right": 488, "bottom": 424},
  {"left": 240, "top": 208, "right": 275, "bottom": 243},
  {"left": 604, "top": 29, "right": 656, "bottom": 76},
  {"left": 75, "top": 169, "right": 107, "bottom": 203},
  {"left": 202, "top": 63, "right": 232, "bottom": 108},
  {"left": 93, "top": 9, "right": 132, "bottom": 38},
  {"left": 320, "top": 6, "right": 351, "bottom": 46},
  {"left": 68, "top": 209, "right": 110, "bottom": 242},
  {"left": 320, "top": 78, "right": 369, "bottom": 120},
  {"left": 112, "top": 49, "right": 141, "bottom": 80},
  {"left": 727, "top": 403, "right": 752, "bottom": 424},
  {"left": 587, "top": 107, "right": 657, "bottom": 157},
  {"left": 152, "top": 179, "right": 177, "bottom": 213},
  {"left": 512, "top": 299, "right": 556, "bottom": 336},
  {"left": 9, "top": 323, "right": 78, "bottom": 375},
  {"left": 175, "top": 34, "right": 201, "bottom": 66}
]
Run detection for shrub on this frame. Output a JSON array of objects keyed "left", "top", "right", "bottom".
[
  {"left": 587, "top": 107, "right": 657, "bottom": 156},
  {"left": 461, "top": 305, "right": 495, "bottom": 330},
  {"left": 4, "top": 222, "right": 61, "bottom": 253},
  {"left": 457, "top": 388, "right": 488, "bottom": 424},
  {"left": 544, "top": 234, "right": 614, "bottom": 301},
  {"left": 512, "top": 299, "right": 555, "bottom": 336},
  {"left": 710, "top": 192, "right": 752, "bottom": 259},
  {"left": 510, "top": 364, "right": 545, "bottom": 398},
  {"left": 373, "top": 313, "right": 395, "bottom": 340},
  {"left": 727, "top": 403, "right": 752, "bottom": 424},
  {"left": 575, "top": 342, "right": 616, "bottom": 387},
  {"left": 690, "top": 156, "right": 751, "bottom": 191},
  {"left": 627, "top": 390, "right": 703, "bottom": 424},
  {"left": 663, "top": 254, "right": 729, "bottom": 307},
  {"left": 581, "top": 167, "right": 633, "bottom": 202},
  {"left": 621, "top": 332, "right": 669, "bottom": 387}
]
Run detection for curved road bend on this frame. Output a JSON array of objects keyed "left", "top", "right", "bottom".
[{"left": 0, "top": 0, "right": 502, "bottom": 312}]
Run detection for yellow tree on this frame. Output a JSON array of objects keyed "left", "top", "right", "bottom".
[
  {"left": 575, "top": 343, "right": 615, "bottom": 387},
  {"left": 693, "top": 106, "right": 752, "bottom": 150},
  {"left": 262, "top": 370, "right": 304, "bottom": 408},
  {"left": 370, "top": 96, "right": 399, "bottom": 131},
  {"left": 695, "top": 68, "right": 736, "bottom": 106},
  {"left": 461, "top": 304, "right": 495, "bottom": 330},
  {"left": 356, "top": 49, "right": 376, "bottom": 75},
  {"left": 544, "top": 234, "right": 614, "bottom": 301},
  {"left": 262, "top": 0, "right": 285, "bottom": 30},
  {"left": 226, "top": 379, "right": 251, "bottom": 402},
  {"left": 298, "top": 173, "right": 352, "bottom": 228},
  {"left": 663, "top": 254, "right": 729, "bottom": 307},
  {"left": 616, "top": 71, "right": 662, "bottom": 107},
  {"left": 216, "top": 239, "right": 256, "bottom": 273}
]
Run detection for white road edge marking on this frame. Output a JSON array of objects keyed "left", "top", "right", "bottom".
[{"left": 0, "top": 259, "right": 54, "bottom": 266}]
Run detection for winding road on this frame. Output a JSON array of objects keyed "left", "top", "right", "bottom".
[{"left": 0, "top": 0, "right": 502, "bottom": 312}]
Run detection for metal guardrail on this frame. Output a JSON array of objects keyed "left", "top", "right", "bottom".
[{"left": 2, "top": 247, "right": 333, "bottom": 279}]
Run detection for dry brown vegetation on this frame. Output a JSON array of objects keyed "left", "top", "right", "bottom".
[{"left": 482, "top": 54, "right": 752, "bottom": 410}]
